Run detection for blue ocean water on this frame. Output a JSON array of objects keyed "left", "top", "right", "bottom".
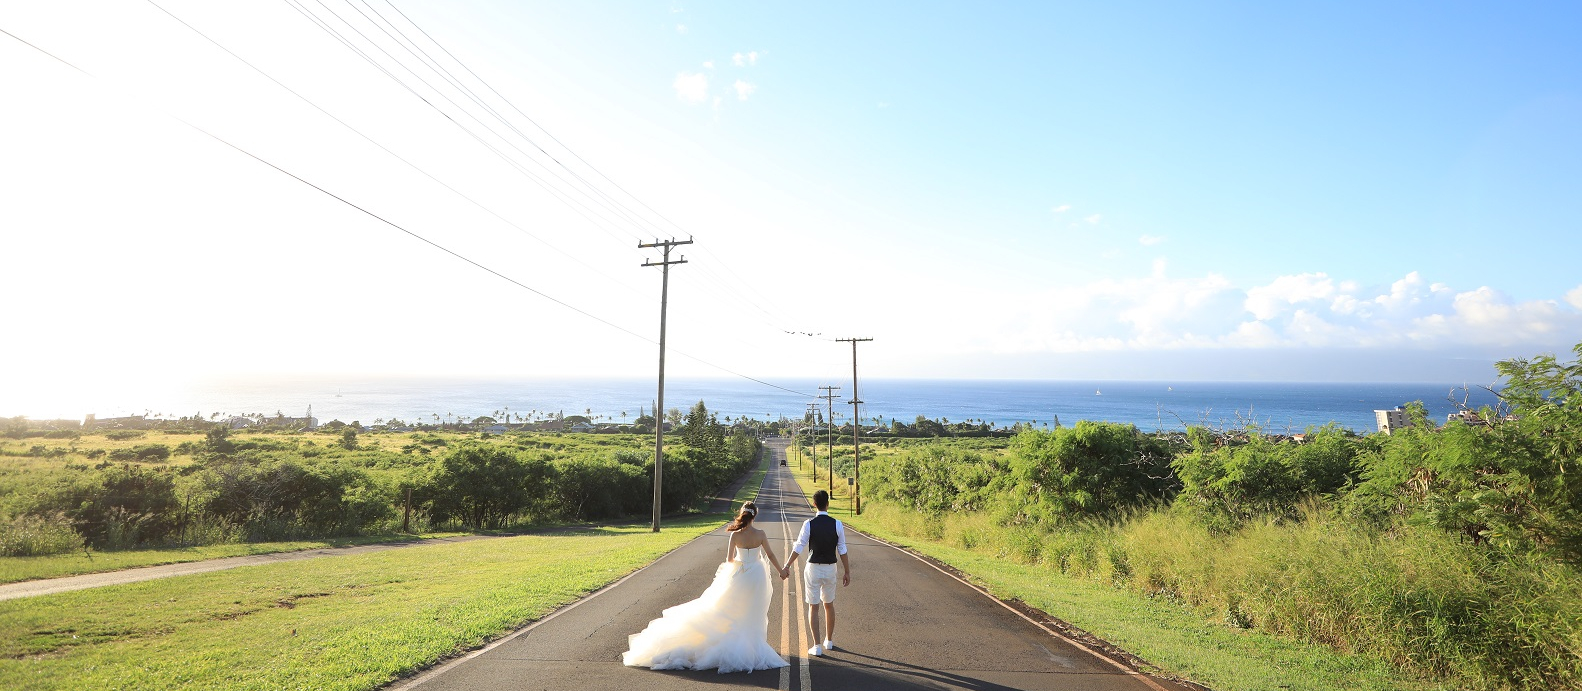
[{"left": 157, "top": 376, "right": 1503, "bottom": 434}]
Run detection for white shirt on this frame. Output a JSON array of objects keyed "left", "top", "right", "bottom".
[{"left": 790, "top": 511, "right": 848, "bottom": 557}]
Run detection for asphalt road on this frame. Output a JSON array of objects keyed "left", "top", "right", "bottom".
[{"left": 392, "top": 438, "right": 1191, "bottom": 691}]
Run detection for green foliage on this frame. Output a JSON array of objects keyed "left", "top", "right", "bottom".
[
  {"left": 424, "top": 443, "right": 545, "bottom": 529},
  {"left": 27, "top": 464, "right": 180, "bottom": 549},
  {"left": 866, "top": 445, "right": 1005, "bottom": 513},
  {"left": 0, "top": 512, "right": 81, "bottom": 556},
  {"left": 1175, "top": 424, "right": 1358, "bottom": 529},
  {"left": 199, "top": 458, "right": 391, "bottom": 540},
  {"left": 1006, "top": 422, "right": 1178, "bottom": 522}
]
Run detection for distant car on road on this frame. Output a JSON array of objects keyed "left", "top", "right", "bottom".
[{"left": 780, "top": 458, "right": 787, "bottom": 466}]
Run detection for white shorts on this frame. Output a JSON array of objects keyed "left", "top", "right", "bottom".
[{"left": 803, "top": 563, "right": 838, "bottom": 604}]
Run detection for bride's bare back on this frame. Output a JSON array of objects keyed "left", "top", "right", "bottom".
[{"left": 727, "top": 526, "right": 781, "bottom": 569}]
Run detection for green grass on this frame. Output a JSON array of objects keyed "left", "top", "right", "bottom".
[
  {"left": 727, "top": 444, "right": 772, "bottom": 510},
  {"left": 0, "top": 532, "right": 471, "bottom": 585},
  {"left": 782, "top": 447, "right": 1439, "bottom": 691},
  {"left": 0, "top": 514, "right": 722, "bottom": 691}
]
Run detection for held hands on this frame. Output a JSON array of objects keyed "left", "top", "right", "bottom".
[{"left": 778, "top": 565, "right": 790, "bottom": 580}]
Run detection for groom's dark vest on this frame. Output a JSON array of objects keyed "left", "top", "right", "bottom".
[{"left": 808, "top": 514, "right": 839, "bottom": 564}]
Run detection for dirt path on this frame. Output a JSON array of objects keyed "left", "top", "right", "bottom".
[{"left": 0, "top": 534, "right": 508, "bottom": 602}]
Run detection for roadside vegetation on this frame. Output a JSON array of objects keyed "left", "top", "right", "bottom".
[
  {"left": 794, "top": 342, "right": 1582, "bottom": 691},
  {"left": 0, "top": 401, "right": 758, "bottom": 583},
  {"left": 0, "top": 515, "right": 722, "bottom": 690}
]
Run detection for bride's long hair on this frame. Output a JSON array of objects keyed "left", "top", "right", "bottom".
[{"left": 726, "top": 501, "right": 757, "bottom": 532}]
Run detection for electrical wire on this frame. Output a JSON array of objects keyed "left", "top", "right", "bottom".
[
  {"left": 292, "top": 0, "right": 650, "bottom": 250},
  {"left": 1, "top": 24, "right": 817, "bottom": 401},
  {"left": 144, "top": 0, "right": 647, "bottom": 297}
]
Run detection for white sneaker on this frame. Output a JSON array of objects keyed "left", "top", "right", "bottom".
[
  {"left": 823, "top": 639, "right": 835, "bottom": 650},
  {"left": 807, "top": 645, "right": 823, "bottom": 657}
]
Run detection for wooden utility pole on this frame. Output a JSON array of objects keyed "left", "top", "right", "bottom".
[
  {"left": 803, "top": 402, "right": 819, "bottom": 472},
  {"left": 818, "top": 385, "right": 840, "bottom": 494},
  {"left": 837, "top": 338, "right": 873, "bottom": 514},
  {"left": 641, "top": 237, "right": 692, "bottom": 532}
]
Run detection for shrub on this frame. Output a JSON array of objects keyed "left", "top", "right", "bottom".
[
  {"left": 1007, "top": 423, "right": 1177, "bottom": 523},
  {"left": 0, "top": 512, "right": 82, "bottom": 556},
  {"left": 29, "top": 465, "right": 181, "bottom": 548},
  {"left": 425, "top": 443, "right": 547, "bottom": 529}
]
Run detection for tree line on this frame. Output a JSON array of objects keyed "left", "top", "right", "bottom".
[{"left": 0, "top": 401, "right": 758, "bottom": 555}]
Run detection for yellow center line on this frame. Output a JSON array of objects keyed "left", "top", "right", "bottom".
[{"left": 777, "top": 458, "right": 794, "bottom": 691}]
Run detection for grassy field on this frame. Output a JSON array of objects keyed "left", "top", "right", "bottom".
[
  {"left": 783, "top": 444, "right": 1439, "bottom": 691},
  {"left": 0, "top": 514, "right": 723, "bottom": 691}
]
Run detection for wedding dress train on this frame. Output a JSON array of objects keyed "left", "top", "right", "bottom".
[{"left": 622, "top": 546, "right": 789, "bottom": 673}]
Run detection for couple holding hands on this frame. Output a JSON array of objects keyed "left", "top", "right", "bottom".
[{"left": 622, "top": 490, "right": 852, "bottom": 673}]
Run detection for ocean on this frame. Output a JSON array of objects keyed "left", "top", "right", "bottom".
[{"left": 66, "top": 376, "right": 1505, "bottom": 434}]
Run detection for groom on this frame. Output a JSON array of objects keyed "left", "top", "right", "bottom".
[{"left": 780, "top": 490, "right": 851, "bottom": 657}]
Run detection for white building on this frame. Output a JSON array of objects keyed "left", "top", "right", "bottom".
[{"left": 1375, "top": 406, "right": 1410, "bottom": 435}]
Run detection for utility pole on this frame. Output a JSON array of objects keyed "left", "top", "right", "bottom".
[
  {"left": 641, "top": 237, "right": 692, "bottom": 532},
  {"left": 818, "top": 385, "right": 840, "bottom": 495},
  {"left": 837, "top": 338, "right": 873, "bottom": 514},
  {"left": 803, "top": 402, "right": 819, "bottom": 472}
]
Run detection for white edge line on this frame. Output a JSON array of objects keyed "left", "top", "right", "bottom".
[
  {"left": 390, "top": 464, "right": 774, "bottom": 691},
  {"left": 861, "top": 530, "right": 1174, "bottom": 691},
  {"left": 781, "top": 447, "right": 1172, "bottom": 691}
]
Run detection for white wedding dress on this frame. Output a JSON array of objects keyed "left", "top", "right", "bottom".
[{"left": 622, "top": 545, "right": 789, "bottom": 673}]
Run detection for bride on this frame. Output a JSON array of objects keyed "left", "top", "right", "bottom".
[{"left": 623, "top": 501, "right": 790, "bottom": 673}]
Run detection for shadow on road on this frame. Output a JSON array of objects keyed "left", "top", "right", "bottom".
[{"left": 824, "top": 649, "right": 1026, "bottom": 691}]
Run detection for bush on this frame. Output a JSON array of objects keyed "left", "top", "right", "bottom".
[
  {"left": 425, "top": 443, "right": 547, "bottom": 529},
  {"left": 199, "top": 459, "right": 392, "bottom": 539},
  {"left": 1006, "top": 423, "right": 1178, "bottom": 523},
  {"left": 0, "top": 512, "right": 82, "bottom": 556},
  {"left": 1173, "top": 424, "right": 1357, "bottom": 529},
  {"left": 28, "top": 465, "right": 181, "bottom": 549}
]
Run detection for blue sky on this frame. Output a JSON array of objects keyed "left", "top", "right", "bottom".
[{"left": 2, "top": 1, "right": 1580, "bottom": 413}]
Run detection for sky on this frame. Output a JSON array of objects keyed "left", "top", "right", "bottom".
[{"left": 3, "top": 1, "right": 1581, "bottom": 414}]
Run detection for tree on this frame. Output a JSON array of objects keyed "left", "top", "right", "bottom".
[
  {"left": 681, "top": 401, "right": 724, "bottom": 452},
  {"left": 425, "top": 443, "right": 546, "bottom": 529},
  {"left": 1009, "top": 422, "right": 1177, "bottom": 523}
]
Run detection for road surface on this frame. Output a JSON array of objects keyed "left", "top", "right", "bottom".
[{"left": 393, "top": 438, "right": 1192, "bottom": 691}]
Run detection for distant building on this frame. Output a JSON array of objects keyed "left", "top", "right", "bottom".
[
  {"left": 84, "top": 414, "right": 150, "bottom": 430},
  {"left": 264, "top": 415, "right": 318, "bottom": 430},
  {"left": 1375, "top": 407, "right": 1410, "bottom": 435}
]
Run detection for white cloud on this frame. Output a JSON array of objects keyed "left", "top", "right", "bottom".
[
  {"left": 733, "top": 79, "right": 757, "bottom": 101},
  {"left": 983, "top": 268, "right": 1582, "bottom": 358},
  {"left": 1244, "top": 272, "right": 1336, "bottom": 320},
  {"left": 1052, "top": 204, "right": 1071, "bottom": 214},
  {"left": 878, "top": 101, "right": 890, "bottom": 109},
  {"left": 1084, "top": 213, "right": 1102, "bottom": 225},
  {"left": 672, "top": 72, "right": 709, "bottom": 103},
  {"left": 733, "top": 51, "right": 761, "bottom": 67},
  {"left": 1138, "top": 234, "right": 1165, "bottom": 246},
  {"left": 676, "top": 24, "right": 687, "bottom": 34},
  {"left": 702, "top": 60, "right": 714, "bottom": 69}
]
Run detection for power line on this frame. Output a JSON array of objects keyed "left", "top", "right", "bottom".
[
  {"left": 144, "top": 0, "right": 647, "bottom": 297},
  {"left": 327, "top": 1, "right": 825, "bottom": 339},
  {"left": 375, "top": 0, "right": 692, "bottom": 239},
  {"left": 284, "top": 0, "right": 650, "bottom": 250},
  {"left": 2, "top": 26, "right": 818, "bottom": 401}
]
